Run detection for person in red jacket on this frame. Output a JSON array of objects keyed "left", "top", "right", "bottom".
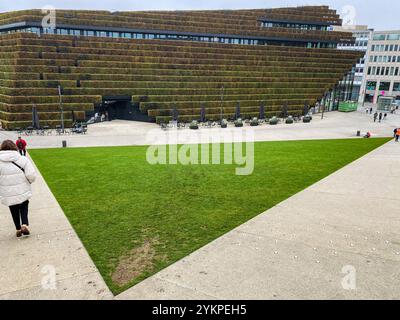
[{"left": 15, "top": 137, "right": 27, "bottom": 156}]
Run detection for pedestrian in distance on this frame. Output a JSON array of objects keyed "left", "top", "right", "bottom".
[
  {"left": 0, "top": 140, "right": 36, "bottom": 238},
  {"left": 379, "top": 113, "right": 383, "bottom": 123},
  {"left": 364, "top": 132, "right": 371, "bottom": 139},
  {"left": 370, "top": 107, "right": 373, "bottom": 114},
  {"left": 373, "top": 112, "right": 378, "bottom": 122},
  {"left": 16, "top": 136, "right": 27, "bottom": 156},
  {"left": 396, "top": 128, "right": 400, "bottom": 142},
  {"left": 383, "top": 113, "right": 387, "bottom": 120}
]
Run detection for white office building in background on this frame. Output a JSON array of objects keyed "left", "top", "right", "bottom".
[{"left": 360, "top": 30, "right": 400, "bottom": 104}]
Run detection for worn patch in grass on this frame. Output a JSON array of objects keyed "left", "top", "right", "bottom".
[{"left": 111, "top": 238, "right": 159, "bottom": 287}]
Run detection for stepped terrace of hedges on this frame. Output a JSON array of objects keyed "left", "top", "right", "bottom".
[
  {"left": 0, "top": 7, "right": 354, "bottom": 45},
  {"left": 0, "top": 31, "right": 363, "bottom": 128}
]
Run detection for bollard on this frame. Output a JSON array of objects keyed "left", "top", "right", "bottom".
[
  {"left": 62, "top": 140, "right": 67, "bottom": 148},
  {"left": 356, "top": 130, "right": 361, "bottom": 137}
]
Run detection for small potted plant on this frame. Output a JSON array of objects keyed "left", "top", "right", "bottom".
[
  {"left": 303, "top": 115, "right": 312, "bottom": 123},
  {"left": 269, "top": 116, "right": 278, "bottom": 125},
  {"left": 234, "top": 118, "right": 243, "bottom": 127},
  {"left": 189, "top": 120, "right": 199, "bottom": 129},
  {"left": 220, "top": 119, "right": 228, "bottom": 128},
  {"left": 285, "top": 116, "right": 294, "bottom": 124},
  {"left": 250, "top": 117, "right": 259, "bottom": 126}
]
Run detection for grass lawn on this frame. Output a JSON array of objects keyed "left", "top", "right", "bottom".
[{"left": 29, "top": 138, "right": 389, "bottom": 294}]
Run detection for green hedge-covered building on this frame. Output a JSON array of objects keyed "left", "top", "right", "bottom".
[{"left": 0, "top": 6, "right": 362, "bottom": 129}]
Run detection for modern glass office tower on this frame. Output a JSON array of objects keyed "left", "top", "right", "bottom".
[
  {"left": 0, "top": 6, "right": 362, "bottom": 129},
  {"left": 335, "top": 25, "right": 374, "bottom": 102}
]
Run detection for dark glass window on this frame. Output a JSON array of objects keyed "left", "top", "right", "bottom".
[
  {"left": 367, "top": 81, "right": 377, "bottom": 90},
  {"left": 379, "top": 82, "right": 390, "bottom": 91}
]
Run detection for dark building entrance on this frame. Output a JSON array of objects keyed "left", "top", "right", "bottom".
[
  {"left": 103, "top": 95, "right": 132, "bottom": 121},
  {"left": 94, "top": 95, "right": 152, "bottom": 122}
]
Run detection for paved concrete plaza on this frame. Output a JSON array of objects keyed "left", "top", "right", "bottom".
[
  {"left": 0, "top": 159, "right": 113, "bottom": 300},
  {"left": 1, "top": 108, "right": 399, "bottom": 148},
  {"left": 0, "top": 109, "right": 399, "bottom": 300}
]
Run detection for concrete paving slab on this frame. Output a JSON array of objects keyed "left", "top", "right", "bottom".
[
  {"left": 116, "top": 277, "right": 218, "bottom": 300},
  {"left": 0, "top": 272, "right": 113, "bottom": 300},
  {"left": 0, "top": 159, "right": 113, "bottom": 300}
]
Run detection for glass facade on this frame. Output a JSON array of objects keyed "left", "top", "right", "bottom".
[
  {"left": 260, "top": 21, "right": 328, "bottom": 31},
  {"left": 0, "top": 25, "right": 337, "bottom": 48}
]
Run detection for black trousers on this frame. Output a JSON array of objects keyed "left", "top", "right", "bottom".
[
  {"left": 19, "top": 149, "right": 26, "bottom": 156},
  {"left": 9, "top": 200, "right": 29, "bottom": 230}
]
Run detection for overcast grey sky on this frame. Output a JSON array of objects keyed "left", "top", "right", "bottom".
[{"left": 0, "top": 0, "right": 398, "bottom": 31}]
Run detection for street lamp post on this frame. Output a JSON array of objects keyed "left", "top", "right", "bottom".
[
  {"left": 220, "top": 85, "right": 225, "bottom": 122},
  {"left": 58, "top": 85, "right": 64, "bottom": 132}
]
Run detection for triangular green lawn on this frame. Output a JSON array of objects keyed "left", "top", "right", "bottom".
[{"left": 30, "top": 138, "right": 390, "bottom": 294}]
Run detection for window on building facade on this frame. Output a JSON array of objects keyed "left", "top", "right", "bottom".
[
  {"left": 379, "top": 82, "right": 390, "bottom": 91},
  {"left": 367, "top": 81, "right": 377, "bottom": 90},
  {"left": 395, "top": 67, "right": 399, "bottom": 76},
  {"left": 388, "top": 33, "right": 400, "bottom": 40},
  {"left": 377, "top": 67, "right": 381, "bottom": 75},
  {"left": 368, "top": 67, "right": 372, "bottom": 75},
  {"left": 372, "top": 66, "right": 377, "bottom": 75},
  {"left": 393, "top": 82, "right": 400, "bottom": 91},
  {"left": 373, "top": 34, "right": 386, "bottom": 41}
]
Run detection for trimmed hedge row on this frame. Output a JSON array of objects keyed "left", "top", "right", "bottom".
[
  {"left": 0, "top": 110, "right": 85, "bottom": 121},
  {"left": 59, "top": 65, "right": 351, "bottom": 75},
  {"left": 0, "top": 102, "right": 94, "bottom": 113},
  {"left": 148, "top": 104, "right": 303, "bottom": 117},
  {"left": 79, "top": 80, "right": 328, "bottom": 89},
  {"left": 60, "top": 87, "right": 325, "bottom": 96},
  {"left": 0, "top": 94, "right": 102, "bottom": 104},
  {"left": 0, "top": 56, "right": 352, "bottom": 71},
  {"left": 1, "top": 72, "right": 41, "bottom": 80},
  {"left": 76, "top": 59, "right": 351, "bottom": 70},
  {"left": 140, "top": 99, "right": 317, "bottom": 112},
  {"left": 44, "top": 72, "right": 344, "bottom": 81},
  {"left": 0, "top": 79, "right": 76, "bottom": 88},
  {"left": 44, "top": 69, "right": 346, "bottom": 79},
  {"left": 135, "top": 93, "right": 322, "bottom": 103},
  {"left": 1, "top": 119, "right": 74, "bottom": 130},
  {"left": 40, "top": 50, "right": 357, "bottom": 65}
]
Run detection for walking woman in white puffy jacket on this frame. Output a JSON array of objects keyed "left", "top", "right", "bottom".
[{"left": 0, "top": 140, "right": 36, "bottom": 238}]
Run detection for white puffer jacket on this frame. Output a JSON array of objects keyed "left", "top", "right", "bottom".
[{"left": 0, "top": 151, "right": 36, "bottom": 206}]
